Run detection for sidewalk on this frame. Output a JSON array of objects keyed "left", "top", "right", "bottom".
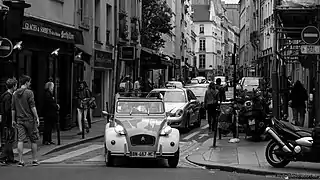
[
  {"left": 186, "top": 136, "right": 320, "bottom": 178},
  {"left": 10, "top": 117, "right": 106, "bottom": 157}
]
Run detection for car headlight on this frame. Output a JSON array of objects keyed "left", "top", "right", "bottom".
[
  {"left": 160, "top": 126, "right": 172, "bottom": 136},
  {"left": 174, "top": 109, "right": 184, "bottom": 117},
  {"left": 114, "top": 125, "right": 126, "bottom": 135}
]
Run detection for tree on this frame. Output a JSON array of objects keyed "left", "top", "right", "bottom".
[{"left": 141, "top": 0, "right": 173, "bottom": 51}]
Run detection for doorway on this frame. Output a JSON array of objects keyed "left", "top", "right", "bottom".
[{"left": 93, "top": 70, "right": 103, "bottom": 117}]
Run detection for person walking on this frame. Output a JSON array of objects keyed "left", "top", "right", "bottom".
[
  {"left": 289, "top": 80, "right": 308, "bottom": 127},
  {"left": 76, "top": 81, "right": 91, "bottom": 135},
  {"left": 134, "top": 77, "right": 143, "bottom": 97},
  {"left": 42, "top": 82, "right": 59, "bottom": 145},
  {"left": 0, "top": 78, "right": 18, "bottom": 165},
  {"left": 204, "top": 82, "right": 220, "bottom": 133},
  {"left": 12, "top": 75, "right": 40, "bottom": 167},
  {"left": 215, "top": 78, "right": 226, "bottom": 102}
]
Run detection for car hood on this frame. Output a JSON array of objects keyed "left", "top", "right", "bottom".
[
  {"left": 115, "top": 117, "right": 166, "bottom": 135},
  {"left": 164, "top": 102, "right": 186, "bottom": 113}
]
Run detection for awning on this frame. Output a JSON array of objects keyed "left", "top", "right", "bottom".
[
  {"left": 74, "top": 45, "right": 91, "bottom": 64},
  {"left": 140, "top": 47, "right": 173, "bottom": 69}
]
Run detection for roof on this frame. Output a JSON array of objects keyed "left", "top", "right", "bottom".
[
  {"left": 151, "top": 88, "right": 185, "bottom": 92},
  {"left": 117, "top": 97, "right": 163, "bottom": 102},
  {"left": 192, "top": 5, "right": 210, "bottom": 21}
]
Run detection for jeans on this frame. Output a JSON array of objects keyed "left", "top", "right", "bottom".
[
  {"left": 77, "top": 108, "right": 88, "bottom": 132},
  {"left": 0, "top": 127, "right": 15, "bottom": 161},
  {"left": 292, "top": 107, "right": 305, "bottom": 127},
  {"left": 207, "top": 104, "right": 218, "bottom": 131}
]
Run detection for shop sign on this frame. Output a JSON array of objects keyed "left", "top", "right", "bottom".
[
  {"left": 120, "top": 46, "right": 135, "bottom": 60},
  {"left": 22, "top": 17, "right": 83, "bottom": 44},
  {"left": 0, "top": 37, "right": 13, "bottom": 58},
  {"left": 94, "top": 50, "right": 113, "bottom": 69}
]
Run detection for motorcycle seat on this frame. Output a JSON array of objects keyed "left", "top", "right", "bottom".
[{"left": 282, "top": 121, "right": 312, "bottom": 135}]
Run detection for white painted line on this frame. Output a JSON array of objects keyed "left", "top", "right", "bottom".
[
  {"left": 13, "top": 148, "right": 31, "bottom": 155},
  {"left": 40, "top": 145, "right": 103, "bottom": 163},
  {"left": 85, "top": 155, "right": 104, "bottom": 162},
  {"left": 183, "top": 131, "right": 200, "bottom": 140},
  {"left": 201, "top": 124, "right": 209, "bottom": 130}
]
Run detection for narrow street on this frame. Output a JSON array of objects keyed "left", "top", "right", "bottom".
[{"left": 1, "top": 116, "right": 282, "bottom": 180}]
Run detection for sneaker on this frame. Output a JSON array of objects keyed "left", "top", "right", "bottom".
[
  {"left": 0, "top": 160, "right": 8, "bottom": 166},
  {"left": 17, "top": 161, "right": 25, "bottom": 167},
  {"left": 32, "top": 160, "right": 40, "bottom": 166}
]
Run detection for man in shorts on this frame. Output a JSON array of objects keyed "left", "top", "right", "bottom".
[{"left": 12, "top": 75, "right": 40, "bottom": 167}]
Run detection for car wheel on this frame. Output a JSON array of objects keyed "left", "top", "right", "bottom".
[
  {"left": 104, "top": 144, "right": 114, "bottom": 167},
  {"left": 168, "top": 148, "right": 180, "bottom": 168}
]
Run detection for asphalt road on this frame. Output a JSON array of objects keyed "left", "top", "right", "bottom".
[{"left": 0, "top": 165, "right": 283, "bottom": 180}]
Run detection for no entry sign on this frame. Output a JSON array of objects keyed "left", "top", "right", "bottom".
[
  {"left": 301, "top": 26, "right": 320, "bottom": 44},
  {"left": 0, "top": 37, "right": 13, "bottom": 58}
]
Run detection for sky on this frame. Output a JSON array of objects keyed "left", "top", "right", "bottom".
[{"left": 223, "top": 0, "right": 239, "bottom": 4}]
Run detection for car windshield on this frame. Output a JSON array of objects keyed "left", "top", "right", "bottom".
[
  {"left": 244, "top": 78, "right": 260, "bottom": 86},
  {"left": 149, "top": 91, "right": 186, "bottom": 102},
  {"left": 117, "top": 101, "right": 164, "bottom": 114},
  {"left": 187, "top": 87, "right": 207, "bottom": 97}
]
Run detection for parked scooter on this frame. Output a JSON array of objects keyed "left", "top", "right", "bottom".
[
  {"left": 238, "top": 89, "right": 271, "bottom": 141},
  {"left": 265, "top": 117, "right": 319, "bottom": 168}
]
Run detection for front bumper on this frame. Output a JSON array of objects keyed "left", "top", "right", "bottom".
[{"left": 105, "top": 128, "right": 180, "bottom": 159}]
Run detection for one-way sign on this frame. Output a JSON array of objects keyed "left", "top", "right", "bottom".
[
  {"left": 0, "top": 37, "right": 13, "bottom": 58},
  {"left": 301, "top": 26, "right": 320, "bottom": 44}
]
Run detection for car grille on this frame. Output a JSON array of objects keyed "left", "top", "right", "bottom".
[{"left": 130, "top": 134, "right": 155, "bottom": 146}]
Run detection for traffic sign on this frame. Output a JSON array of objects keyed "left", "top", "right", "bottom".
[
  {"left": 300, "top": 45, "right": 320, "bottom": 54},
  {"left": 301, "top": 26, "right": 320, "bottom": 44},
  {"left": 0, "top": 37, "right": 13, "bottom": 58}
]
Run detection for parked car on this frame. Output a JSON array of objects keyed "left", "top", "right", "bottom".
[
  {"left": 185, "top": 84, "right": 208, "bottom": 120},
  {"left": 165, "top": 81, "right": 183, "bottom": 88},
  {"left": 237, "top": 77, "right": 262, "bottom": 92},
  {"left": 147, "top": 86, "right": 202, "bottom": 130},
  {"left": 194, "top": 76, "right": 206, "bottom": 84},
  {"left": 102, "top": 94, "right": 180, "bottom": 167}
]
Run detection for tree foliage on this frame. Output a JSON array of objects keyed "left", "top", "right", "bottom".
[{"left": 141, "top": 0, "right": 174, "bottom": 51}]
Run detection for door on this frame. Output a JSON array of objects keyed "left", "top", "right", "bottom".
[{"left": 93, "top": 70, "right": 103, "bottom": 117}]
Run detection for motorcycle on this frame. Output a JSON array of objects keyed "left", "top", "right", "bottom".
[
  {"left": 238, "top": 89, "right": 271, "bottom": 141},
  {"left": 265, "top": 117, "right": 318, "bottom": 168}
]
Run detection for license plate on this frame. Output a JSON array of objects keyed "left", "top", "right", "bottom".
[
  {"left": 249, "top": 119, "right": 255, "bottom": 125},
  {"left": 130, "top": 151, "right": 155, "bottom": 157}
]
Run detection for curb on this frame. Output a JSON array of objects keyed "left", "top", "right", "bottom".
[
  {"left": 42, "top": 134, "right": 104, "bottom": 156},
  {"left": 186, "top": 155, "right": 320, "bottom": 179}
]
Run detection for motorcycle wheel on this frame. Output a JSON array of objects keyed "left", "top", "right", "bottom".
[{"left": 265, "top": 140, "right": 290, "bottom": 168}]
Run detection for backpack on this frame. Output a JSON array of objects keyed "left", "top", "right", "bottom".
[{"left": 0, "top": 91, "right": 10, "bottom": 115}]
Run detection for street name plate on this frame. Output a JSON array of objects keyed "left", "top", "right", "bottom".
[{"left": 300, "top": 45, "right": 320, "bottom": 54}]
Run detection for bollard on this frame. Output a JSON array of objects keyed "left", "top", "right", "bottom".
[
  {"left": 81, "top": 108, "right": 85, "bottom": 139},
  {"left": 56, "top": 109, "right": 61, "bottom": 145}
]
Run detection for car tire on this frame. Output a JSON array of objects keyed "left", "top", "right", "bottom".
[
  {"left": 168, "top": 148, "right": 180, "bottom": 168},
  {"left": 104, "top": 144, "right": 114, "bottom": 167}
]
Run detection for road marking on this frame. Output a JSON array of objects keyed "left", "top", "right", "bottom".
[
  {"left": 183, "top": 131, "right": 200, "bottom": 140},
  {"left": 201, "top": 124, "right": 209, "bottom": 130},
  {"left": 13, "top": 148, "right": 31, "bottom": 155},
  {"left": 198, "top": 134, "right": 209, "bottom": 139},
  {"left": 40, "top": 145, "right": 103, "bottom": 163}
]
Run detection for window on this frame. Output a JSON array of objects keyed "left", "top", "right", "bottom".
[
  {"left": 79, "top": 0, "right": 89, "bottom": 28},
  {"left": 199, "top": 54, "right": 206, "bottom": 69},
  {"left": 106, "top": 4, "right": 112, "bottom": 44},
  {"left": 119, "top": 0, "right": 126, "bottom": 12},
  {"left": 199, "top": 38, "right": 205, "bottom": 51},
  {"left": 131, "top": 0, "right": 136, "bottom": 17},
  {"left": 200, "top": 24, "right": 204, "bottom": 34}
]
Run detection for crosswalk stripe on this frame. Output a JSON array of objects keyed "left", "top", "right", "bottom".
[
  {"left": 40, "top": 144, "right": 103, "bottom": 163},
  {"left": 201, "top": 124, "right": 209, "bottom": 130},
  {"left": 183, "top": 131, "right": 200, "bottom": 140},
  {"left": 13, "top": 148, "right": 31, "bottom": 155}
]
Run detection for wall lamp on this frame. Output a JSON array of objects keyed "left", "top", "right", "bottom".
[
  {"left": 51, "top": 48, "right": 60, "bottom": 56},
  {"left": 13, "top": 41, "right": 22, "bottom": 50}
]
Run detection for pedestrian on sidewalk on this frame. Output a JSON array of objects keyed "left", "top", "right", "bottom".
[
  {"left": 42, "top": 82, "right": 59, "bottom": 145},
  {"left": 12, "top": 75, "right": 40, "bottom": 167},
  {"left": 289, "top": 80, "right": 308, "bottom": 127},
  {"left": 0, "top": 78, "right": 19, "bottom": 165},
  {"left": 204, "top": 82, "right": 220, "bottom": 133},
  {"left": 76, "top": 81, "right": 91, "bottom": 135}
]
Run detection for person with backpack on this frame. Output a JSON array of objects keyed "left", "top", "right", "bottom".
[
  {"left": 12, "top": 75, "right": 40, "bottom": 167},
  {"left": 204, "top": 82, "right": 220, "bottom": 134},
  {"left": 0, "top": 78, "right": 18, "bottom": 165}
]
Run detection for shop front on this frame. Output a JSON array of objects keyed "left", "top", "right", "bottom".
[
  {"left": 92, "top": 50, "right": 114, "bottom": 117},
  {"left": 0, "top": 15, "right": 87, "bottom": 130}
]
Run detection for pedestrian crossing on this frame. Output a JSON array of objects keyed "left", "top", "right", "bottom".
[{"left": 39, "top": 142, "right": 191, "bottom": 164}]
